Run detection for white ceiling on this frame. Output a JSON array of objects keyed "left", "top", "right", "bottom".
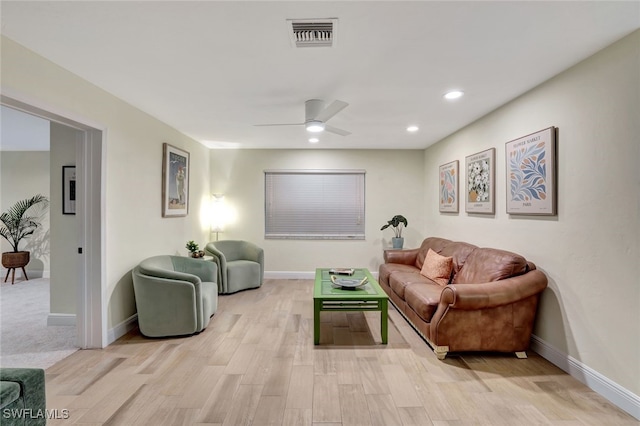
[{"left": 1, "top": 1, "right": 638, "bottom": 150}]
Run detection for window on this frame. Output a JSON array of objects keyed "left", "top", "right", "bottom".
[{"left": 265, "top": 170, "right": 365, "bottom": 240}]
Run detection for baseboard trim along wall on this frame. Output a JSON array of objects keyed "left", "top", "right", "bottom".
[
  {"left": 107, "top": 313, "right": 138, "bottom": 345},
  {"left": 531, "top": 334, "right": 640, "bottom": 420},
  {"left": 264, "top": 270, "right": 380, "bottom": 280},
  {"left": 1, "top": 268, "right": 50, "bottom": 280},
  {"left": 47, "top": 313, "right": 76, "bottom": 326}
]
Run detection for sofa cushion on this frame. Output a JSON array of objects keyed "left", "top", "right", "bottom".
[
  {"left": 389, "top": 271, "right": 434, "bottom": 299},
  {"left": 415, "top": 237, "right": 452, "bottom": 269},
  {"left": 453, "top": 247, "right": 528, "bottom": 284},
  {"left": 439, "top": 242, "right": 477, "bottom": 277},
  {"left": 379, "top": 263, "right": 419, "bottom": 285},
  {"left": 420, "top": 249, "right": 453, "bottom": 286},
  {"left": 405, "top": 283, "right": 445, "bottom": 322}
]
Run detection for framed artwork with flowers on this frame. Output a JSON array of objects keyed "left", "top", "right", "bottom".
[
  {"left": 505, "top": 127, "right": 557, "bottom": 215},
  {"left": 439, "top": 160, "right": 459, "bottom": 213},
  {"left": 465, "top": 148, "right": 495, "bottom": 214}
]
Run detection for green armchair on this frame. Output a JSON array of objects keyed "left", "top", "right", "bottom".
[
  {"left": 0, "top": 368, "right": 46, "bottom": 426},
  {"left": 132, "top": 255, "right": 218, "bottom": 337},
  {"left": 204, "top": 240, "right": 264, "bottom": 294}
]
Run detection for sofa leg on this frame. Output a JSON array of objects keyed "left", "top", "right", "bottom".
[
  {"left": 434, "top": 346, "right": 449, "bottom": 360},
  {"left": 515, "top": 351, "right": 527, "bottom": 359}
]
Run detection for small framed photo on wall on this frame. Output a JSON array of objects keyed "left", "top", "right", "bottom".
[
  {"left": 439, "top": 160, "right": 459, "bottom": 213},
  {"left": 465, "top": 148, "right": 495, "bottom": 214},
  {"left": 162, "top": 143, "right": 190, "bottom": 217},
  {"left": 62, "top": 166, "right": 76, "bottom": 215},
  {"left": 505, "top": 127, "right": 557, "bottom": 215}
]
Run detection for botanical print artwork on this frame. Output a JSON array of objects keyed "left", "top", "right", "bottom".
[
  {"left": 509, "top": 142, "right": 546, "bottom": 202},
  {"left": 468, "top": 160, "right": 489, "bottom": 202},
  {"left": 439, "top": 160, "right": 459, "bottom": 213},
  {"left": 506, "top": 127, "right": 556, "bottom": 215},
  {"left": 465, "top": 148, "right": 495, "bottom": 214}
]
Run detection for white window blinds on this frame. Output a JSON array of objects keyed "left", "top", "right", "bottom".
[{"left": 265, "top": 170, "right": 365, "bottom": 240}]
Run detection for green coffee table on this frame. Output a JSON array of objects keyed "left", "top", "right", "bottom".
[{"left": 314, "top": 268, "right": 389, "bottom": 345}]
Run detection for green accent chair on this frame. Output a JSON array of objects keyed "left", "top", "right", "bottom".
[
  {"left": 0, "top": 368, "right": 46, "bottom": 426},
  {"left": 204, "top": 240, "right": 264, "bottom": 294},
  {"left": 132, "top": 255, "right": 218, "bottom": 337}
]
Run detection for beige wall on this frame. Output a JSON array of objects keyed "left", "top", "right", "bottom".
[
  {"left": 49, "top": 122, "right": 80, "bottom": 315},
  {"left": 210, "top": 149, "right": 425, "bottom": 273},
  {"left": 2, "top": 28, "right": 638, "bottom": 413},
  {"left": 0, "top": 151, "right": 50, "bottom": 277},
  {"left": 423, "top": 31, "right": 639, "bottom": 396},
  {"left": 1, "top": 36, "right": 211, "bottom": 329}
]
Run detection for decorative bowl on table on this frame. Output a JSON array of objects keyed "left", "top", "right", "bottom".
[{"left": 330, "top": 275, "right": 368, "bottom": 290}]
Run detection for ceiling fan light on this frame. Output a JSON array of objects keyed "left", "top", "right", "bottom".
[{"left": 306, "top": 120, "right": 325, "bottom": 132}]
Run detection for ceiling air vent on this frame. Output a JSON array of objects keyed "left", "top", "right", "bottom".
[{"left": 287, "top": 19, "right": 338, "bottom": 48}]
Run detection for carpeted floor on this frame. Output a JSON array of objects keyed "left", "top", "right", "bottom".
[{"left": 0, "top": 276, "right": 78, "bottom": 369}]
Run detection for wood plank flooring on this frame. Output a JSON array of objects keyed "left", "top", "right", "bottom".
[{"left": 44, "top": 279, "right": 637, "bottom": 425}]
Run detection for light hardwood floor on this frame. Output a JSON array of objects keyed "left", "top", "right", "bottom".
[{"left": 45, "top": 279, "right": 637, "bottom": 425}]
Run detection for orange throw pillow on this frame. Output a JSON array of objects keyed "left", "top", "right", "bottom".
[{"left": 420, "top": 249, "right": 453, "bottom": 286}]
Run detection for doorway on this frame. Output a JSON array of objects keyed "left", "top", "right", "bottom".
[{"left": 1, "top": 94, "right": 105, "bottom": 349}]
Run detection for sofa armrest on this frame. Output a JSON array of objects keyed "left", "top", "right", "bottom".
[
  {"left": 174, "top": 256, "right": 218, "bottom": 283},
  {"left": 0, "top": 368, "right": 46, "bottom": 423},
  {"left": 439, "top": 269, "right": 548, "bottom": 310},
  {"left": 384, "top": 248, "right": 419, "bottom": 265}
]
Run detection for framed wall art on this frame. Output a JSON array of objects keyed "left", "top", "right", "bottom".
[
  {"left": 439, "top": 160, "right": 459, "bottom": 213},
  {"left": 465, "top": 148, "right": 495, "bottom": 214},
  {"left": 62, "top": 166, "right": 76, "bottom": 215},
  {"left": 162, "top": 143, "right": 190, "bottom": 217},
  {"left": 505, "top": 127, "right": 557, "bottom": 215}
]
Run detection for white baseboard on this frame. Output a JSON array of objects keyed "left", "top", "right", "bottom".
[
  {"left": 531, "top": 334, "right": 640, "bottom": 420},
  {"left": 265, "top": 271, "right": 315, "bottom": 279},
  {"left": 47, "top": 313, "right": 76, "bottom": 326},
  {"left": 0, "top": 268, "right": 50, "bottom": 279},
  {"left": 265, "top": 270, "right": 380, "bottom": 280},
  {"left": 107, "top": 313, "right": 138, "bottom": 345}
]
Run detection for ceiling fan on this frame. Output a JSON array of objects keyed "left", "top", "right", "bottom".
[{"left": 254, "top": 99, "right": 351, "bottom": 136}]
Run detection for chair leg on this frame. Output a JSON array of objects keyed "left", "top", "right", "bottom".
[
  {"left": 21, "top": 267, "right": 29, "bottom": 281},
  {"left": 4, "top": 268, "right": 10, "bottom": 283},
  {"left": 11, "top": 268, "right": 16, "bottom": 285}
]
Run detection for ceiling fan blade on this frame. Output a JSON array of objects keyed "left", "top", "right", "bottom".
[
  {"left": 254, "top": 123, "right": 304, "bottom": 127},
  {"left": 314, "top": 100, "right": 349, "bottom": 123},
  {"left": 325, "top": 125, "right": 351, "bottom": 136}
]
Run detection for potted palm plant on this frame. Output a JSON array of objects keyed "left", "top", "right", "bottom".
[
  {"left": 0, "top": 194, "right": 49, "bottom": 283},
  {"left": 380, "top": 214, "right": 408, "bottom": 249}
]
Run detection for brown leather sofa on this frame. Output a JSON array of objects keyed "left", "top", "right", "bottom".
[{"left": 379, "top": 237, "right": 547, "bottom": 359}]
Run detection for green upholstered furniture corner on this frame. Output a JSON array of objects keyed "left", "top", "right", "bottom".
[
  {"left": 0, "top": 368, "right": 46, "bottom": 426},
  {"left": 132, "top": 255, "right": 218, "bottom": 337},
  {"left": 204, "top": 240, "right": 264, "bottom": 294}
]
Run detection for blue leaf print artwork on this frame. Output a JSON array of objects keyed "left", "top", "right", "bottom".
[
  {"left": 509, "top": 142, "right": 547, "bottom": 202},
  {"left": 440, "top": 168, "right": 456, "bottom": 205}
]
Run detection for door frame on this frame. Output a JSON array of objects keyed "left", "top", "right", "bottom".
[{"left": 1, "top": 92, "right": 106, "bottom": 348}]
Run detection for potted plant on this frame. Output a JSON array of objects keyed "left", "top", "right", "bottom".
[
  {"left": 380, "top": 214, "right": 408, "bottom": 249},
  {"left": 185, "top": 240, "right": 204, "bottom": 258},
  {"left": 0, "top": 194, "right": 49, "bottom": 284}
]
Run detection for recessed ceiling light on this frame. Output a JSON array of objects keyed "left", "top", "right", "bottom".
[
  {"left": 308, "top": 137, "right": 319, "bottom": 143},
  {"left": 444, "top": 90, "right": 464, "bottom": 100},
  {"left": 406, "top": 125, "right": 419, "bottom": 132}
]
